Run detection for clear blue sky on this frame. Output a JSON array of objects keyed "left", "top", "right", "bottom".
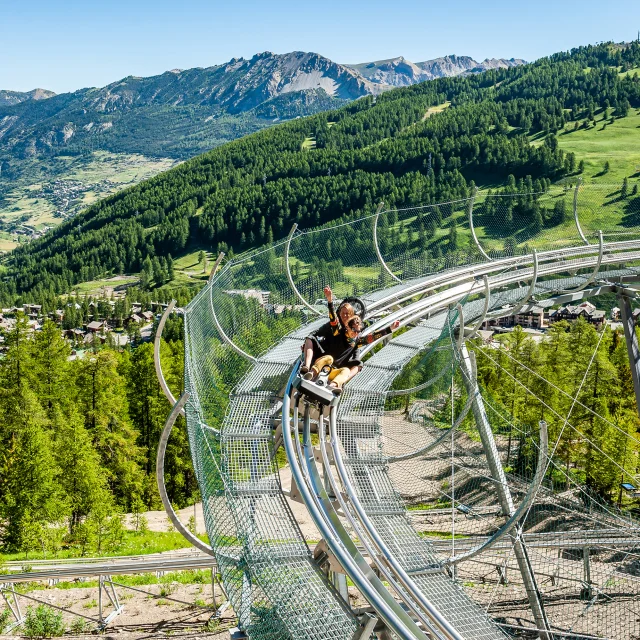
[{"left": 3, "top": 0, "right": 639, "bottom": 94}]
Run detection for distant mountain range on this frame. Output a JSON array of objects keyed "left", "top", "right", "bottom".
[
  {"left": 0, "top": 50, "right": 524, "bottom": 238},
  {"left": 346, "top": 55, "right": 526, "bottom": 87},
  {"left": 0, "top": 51, "right": 525, "bottom": 162},
  {"left": 0, "top": 88, "right": 56, "bottom": 107}
]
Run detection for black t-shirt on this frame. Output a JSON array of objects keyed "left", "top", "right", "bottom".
[{"left": 311, "top": 308, "right": 391, "bottom": 368}]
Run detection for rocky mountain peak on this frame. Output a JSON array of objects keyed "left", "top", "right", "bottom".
[{"left": 0, "top": 88, "right": 56, "bottom": 107}]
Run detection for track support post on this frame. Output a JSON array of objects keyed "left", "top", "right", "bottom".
[
  {"left": 0, "top": 585, "right": 24, "bottom": 632},
  {"left": 582, "top": 547, "right": 593, "bottom": 601},
  {"left": 460, "top": 344, "right": 551, "bottom": 639},
  {"left": 618, "top": 290, "right": 640, "bottom": 418}
]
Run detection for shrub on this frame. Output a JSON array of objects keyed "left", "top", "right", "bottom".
[
  {"left": 159, "top": 579, "right": 175, "bottom": 597},
  {"left": 23, "top": 605, "right": 66, "bottom": 638},
  {"left": 0, "top": 607, "right": 13, "bottom": 634},
  {"left": 204, "top": 616, "right": 220, "bottom": 633},
  {"left": 69, "top": 617, "right": 92, "bottom": 635}
]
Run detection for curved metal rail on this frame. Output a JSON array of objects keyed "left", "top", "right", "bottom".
[
  {"left": 373, "top": 202, "right": 403, "bottom": 283},
  {"left": 467, "top": 188, "right": 491, "bottom": 261},
  {"left": 154, "top": 300, "right": 178, "bottom": 407},
  {"left": 281, "top": 367, "right": 434, "bottom": 640},
  {"left": 470, "top": 275, "right": 491, "bottom": 335},
  {"left": 156, "top": 393, "right": 215, "bottom": 555},
  {"left": 208, "top": 261, "right": 257, "bottom": 364},
  {"left": 574, "top": 178, "right": 590, "bottom": 245},
  {"left": 444, "top": 419, "right": 548, "bottom": 566},
  {"left": 561, "top": 230, "right": 604, "bottom": 294},
  {"left": 285, "top": 223, "right": 323, "bottom": 315}
]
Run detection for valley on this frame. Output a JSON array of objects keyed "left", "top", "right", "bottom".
[{"left": 0, "top": 152, "right": 178, "bottom": 251}]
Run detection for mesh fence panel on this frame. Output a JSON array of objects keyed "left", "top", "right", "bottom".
[{"left": 182, "top": 187, "right": 640, "bottom": 640}]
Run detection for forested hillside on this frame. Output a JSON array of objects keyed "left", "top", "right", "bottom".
[
  {"left": 0, "top": 310, "right": 191, "bottom": 553},
  {"left": 4, "top": 42, "right": 640, "bottom": 307}
]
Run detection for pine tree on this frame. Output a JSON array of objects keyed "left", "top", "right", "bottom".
[
  {"left": 448, "top": 221, "right": 458, "bottom": 249},
  {"left": 532, "top": 204, "right": 543, "bottom": 233},
  {"left": 53, "top": 408, "right": 112, "bottom": 532},
  {"left": 0, "top": 397, "right": 67, "bottom": 550},
  {"left": 75, "top": 350, "right": 144, "bottom": 508},
  {"left": 30, "top": 320, "right": 71, "bottom": 419},
  {"left": 126, "top": 343, "right": 167, "bottom": 507},
  {"left": 621, "top": 177, "right": 629, "bottom": 198}
]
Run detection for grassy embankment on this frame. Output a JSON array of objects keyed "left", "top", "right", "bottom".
[{"left": 0, "top": 530, "right": 210, "bottom": 563}]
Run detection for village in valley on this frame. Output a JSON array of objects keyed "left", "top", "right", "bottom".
[
  {"left": 0, "top": 290, "right": 163, "bottom": 353},
  {"left": 0, "top": 278, "right": 631, "bottom": 359}
]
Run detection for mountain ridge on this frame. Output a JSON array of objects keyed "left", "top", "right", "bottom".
[
  {"left": 346, "top": 54, "right": 526, "bottom": 87},
  {"left": 0, "top": 88, "right": 56, "bottom": 107},
  {"left": 0, "top": 50, "right": 525, "bottom": 164},
  {"left": 0, "top": 49, "right": 522, "bottom": 243}
]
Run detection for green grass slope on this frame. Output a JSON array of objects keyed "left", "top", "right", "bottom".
[{"left": 557, "top": 107, "right": 640, "bottom": 181}]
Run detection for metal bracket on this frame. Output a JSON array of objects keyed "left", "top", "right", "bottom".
[
  {"left": 373, "top": 202, "right": 402, "bottom": 283},
  {"left": 1, "top": 585, "right": 24, "bottom": 632},
  {"left": 455, "top": 303, "right": 465, "bottom": 351},
  {"left": 157, "top": 393, "right": 215, "bottom": 555},
  {"left": 353, "top": 613, "right": 379, "bottom": 640},
  {"left": 468, "top": 188, "right": 491, "bottom": 261},
  {"left": 285, "top": 223, "right": 323, "bottom": 315},
  {"left": 98, "top": 575, "right": 124, "bottom": 628},
  {"left": 573, "top": 178, "right": 589, "bottom": 245},
  {"left": 562, "top": 230, "right": 604, "bottom": 294}
]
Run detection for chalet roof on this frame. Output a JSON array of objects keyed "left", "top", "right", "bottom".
[
  {"left": 516, "top": 304, "right": 544, "bottom": 315},
  {"left": 87, "top": 320, "right": 104, "bottom": 330}
]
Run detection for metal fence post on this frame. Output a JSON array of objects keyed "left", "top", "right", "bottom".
[
  {"left": 618, "top": 291, "right": 640, "bottom": 417},
  {"left": 460, "top": 344, "right": 551, "bottom": 639}
]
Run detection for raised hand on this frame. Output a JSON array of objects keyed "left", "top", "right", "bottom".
[{"left": 324, "top": 286, "right": 333, "bottom": 302}]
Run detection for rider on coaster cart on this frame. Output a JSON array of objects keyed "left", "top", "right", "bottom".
[{"left": 301, "top": 286, "right": 400, "bottom": 395}]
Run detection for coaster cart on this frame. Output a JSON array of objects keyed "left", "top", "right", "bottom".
[
  {"left": 293, "top": 360, "right": 340, "bottom": 407},
  {"left": 293, "top": 296, "right": 367, "bottom": 407}
]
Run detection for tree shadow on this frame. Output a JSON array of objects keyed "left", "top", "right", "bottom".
[{"left": 619, "top": 194, "right": 640, "bottom": 228}]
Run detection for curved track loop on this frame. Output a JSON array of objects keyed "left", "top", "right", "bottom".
[{"left": 177, "top": 191, "right": 640, "bottom": 640}]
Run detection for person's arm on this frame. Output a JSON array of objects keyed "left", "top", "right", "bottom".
[
  {"left": 356, "top": 320, "right": 400, "bottom": 347},
  {"left": 324, "top": 286, "right": 339, "bottom": 335}
]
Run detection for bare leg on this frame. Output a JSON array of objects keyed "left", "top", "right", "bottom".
[{"left": 303, "top": 338, "right": 314, "bottom": 369}]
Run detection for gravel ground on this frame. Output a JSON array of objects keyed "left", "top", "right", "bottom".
[{"left": 0, "top": 581, "right": 234, "bottom": 639}]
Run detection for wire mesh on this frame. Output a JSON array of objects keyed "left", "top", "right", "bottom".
[{"left": 182, "top": 187, "right": 640, "bottom": 640}]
